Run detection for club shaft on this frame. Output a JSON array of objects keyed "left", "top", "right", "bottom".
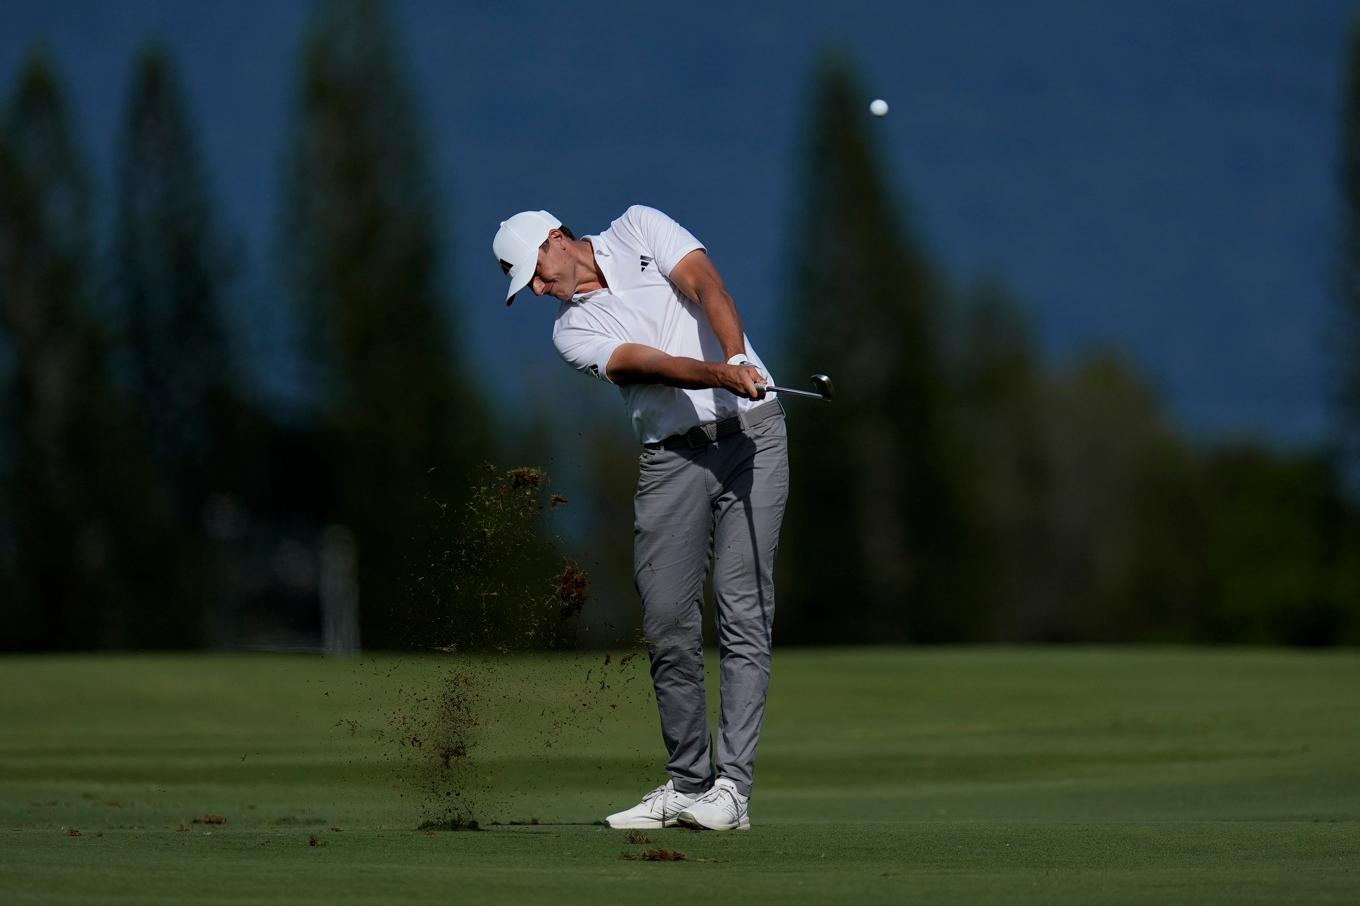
[{"left": 762, "top": 385, "right": 826, "bottom": 400}]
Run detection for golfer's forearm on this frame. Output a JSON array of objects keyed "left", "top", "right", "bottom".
[
  {"left": 695, "top": 286, "right": 748, "bottom": 361},
  {"left": 607, "top": 344, "right": 722, "bottom": 389}
]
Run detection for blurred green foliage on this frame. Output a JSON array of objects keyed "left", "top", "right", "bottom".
[{"left": 769, "top": 53, "right": 1360, "bottom": 646}]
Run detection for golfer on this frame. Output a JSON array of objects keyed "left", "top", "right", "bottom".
[{"left": 493, "top": 205, "right": 789, "bottom": 831}]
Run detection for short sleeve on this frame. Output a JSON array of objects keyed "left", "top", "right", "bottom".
[
  {"left": 553, "top": 322, "right": 622, "bottom": 384},
  {"left": 623, "top": 205, "right": 704, "bottom": 276}
]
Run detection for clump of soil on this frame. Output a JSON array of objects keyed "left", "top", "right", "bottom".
[
  {"left": 308, "top": 835, "right": 325, "bottom": 847},
  {"left": 621, "top": 847, "right": 686, "bottom": 862},
  {"left": 557, "top": 563, "right": 589, "bottom": 621},
  {"left": 192, "top": 814, "right": 227, "bottom": 826},
  {"left": 266, "top": 815, "right": 326, "bottom": 827},
  {"left": 507, "top": 466, "right": 544, "bottom": 490},
  {"left": 625, "top": 831, "right": 651, "bottom": 844},
  {"left": 416, "top": 818, "right": 481, "bottom": 832}
]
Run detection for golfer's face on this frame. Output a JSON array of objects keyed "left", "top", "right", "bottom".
[{"left": 530, "top": 236, "right": 574, "bottom": 301}]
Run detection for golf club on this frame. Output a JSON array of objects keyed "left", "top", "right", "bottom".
[{"left": 755, "top": 373, "right": 835, "bottom": 401}]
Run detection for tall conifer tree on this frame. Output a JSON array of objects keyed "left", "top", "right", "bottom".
[
  {"left": 780, "top": 55, "right": 971, "bottom": 642},
  {"left": 113, "top": 43, "right": 251, "bottom": 522},
  {"left": 280, "top": 0, "right": 486, "bottom": 646},
  {"left": 0, "top": 54, "right": 177, "bottom": 649},
  {"left": 950, "top": 281, "right": 1051, "bottom": 640}
]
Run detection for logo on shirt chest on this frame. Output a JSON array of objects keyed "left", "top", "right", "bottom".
[{"left": 640, "top": 255, "right": 653, "bottom": 272}]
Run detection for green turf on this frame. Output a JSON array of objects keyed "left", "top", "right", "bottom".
[{"left": 1, "top": 648, "right": 1357, "bottom": 903}]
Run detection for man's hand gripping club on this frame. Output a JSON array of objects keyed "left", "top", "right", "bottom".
[{"left": 605, "top": 343, "right": 769, "bottom": 401}]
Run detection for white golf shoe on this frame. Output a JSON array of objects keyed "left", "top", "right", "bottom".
[
  {"left": 676, "top": 777, "right": 750, "bottom": 831},
  {"left": 604, "top": 780, "right": 701, "bottom": 829}
]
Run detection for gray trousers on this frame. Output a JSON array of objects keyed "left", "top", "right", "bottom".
[{"left": 633, "top": 400, "right": 789, "bottom": 798}]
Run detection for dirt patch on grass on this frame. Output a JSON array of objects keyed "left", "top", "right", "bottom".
[
  {"left": 266, "top": 815, "right": 327, "bottom": 827},
  {"left": 416, "top": 817, "right": 481, "bottom": 832},
  {"left": 621, "top": 847, "right": 686, "bottom": 862},
  {"left": 626, "top": 831, "right": 652, "bottom": 844}
]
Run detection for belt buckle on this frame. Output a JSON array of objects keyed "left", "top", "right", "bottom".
[{"left": 684, "top": 424, "right": 714, "bottom": 448}]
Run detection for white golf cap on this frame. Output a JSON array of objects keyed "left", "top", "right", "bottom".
[{"left": 493, "top": 210, "right": 562, "bottom": 305}]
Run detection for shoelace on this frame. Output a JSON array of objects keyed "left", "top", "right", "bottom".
[
  {"left": 698, "top": 784, "right": 742, "bottom": 812},
  {"left": 640, "top": 783, "right": 669, "bottom": 804}
]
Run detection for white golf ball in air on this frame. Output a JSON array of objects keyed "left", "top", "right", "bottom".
[{"left": 869, "top": 98, "right": 889, "bottom": 117}]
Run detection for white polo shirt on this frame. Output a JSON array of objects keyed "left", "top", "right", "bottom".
[{"left": 552, "top": 205, "right": 777, "bottom": 445}]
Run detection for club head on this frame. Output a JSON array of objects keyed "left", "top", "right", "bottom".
[{"left": 810, "top": 373, "right": 835, "bottom": 400}]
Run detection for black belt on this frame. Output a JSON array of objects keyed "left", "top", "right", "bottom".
[{"left": 643, "top": 399, "right": 784, "bottom": 451}]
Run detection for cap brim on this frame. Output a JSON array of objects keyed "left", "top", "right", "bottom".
[{"left": 504, "top": 262, "right": 534, "bottom": 306}]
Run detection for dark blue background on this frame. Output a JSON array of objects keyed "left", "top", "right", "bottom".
[{"left": 1, "top": 0, "right": 1348, "bottom": 442}]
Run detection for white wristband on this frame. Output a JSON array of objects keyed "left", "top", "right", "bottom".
[{"left": 727, "top": 353, "right": 753, "bottom": 367}]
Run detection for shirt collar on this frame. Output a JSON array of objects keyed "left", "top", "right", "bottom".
[{"left": 572, "top": 234, "right": 612, "bottom": 302}]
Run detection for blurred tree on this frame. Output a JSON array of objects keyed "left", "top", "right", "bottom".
[
  {"left": 110, "top": 42, "right": 269, "bottom": 643},
  {"left": 1198, "top": 447, "right": 1360, "bottom": 645},
  {"left": 0, "top": 53, "right": 184, "bottom": 649},
  {"left": 948, "top": 281, "right": 1051, "bottom": 640},
  {"left": 279, "top": 0, "right": 488, "bottom": 647},
  {"left": 1038, "top": 352, "right": 1208, "bottom": 641},
  {"left": 948, "top": 285, "right": 1360, "bottom": 647},
  {"left": 112, "top": 42, "right": 258, "bottom": 524},
  {"left": 778, "top": 54, "right": 974, "bottom": 643},
  {"left": 949, "top": 289, "right": 1212, "bottom": 643},
  {"left": 1337, "top": 18, "right": 1360, "bottom": 488}
]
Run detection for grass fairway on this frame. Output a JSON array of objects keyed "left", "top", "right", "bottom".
[{"left": 1, "top": 648, "right": 1357, "bottom": 903}]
